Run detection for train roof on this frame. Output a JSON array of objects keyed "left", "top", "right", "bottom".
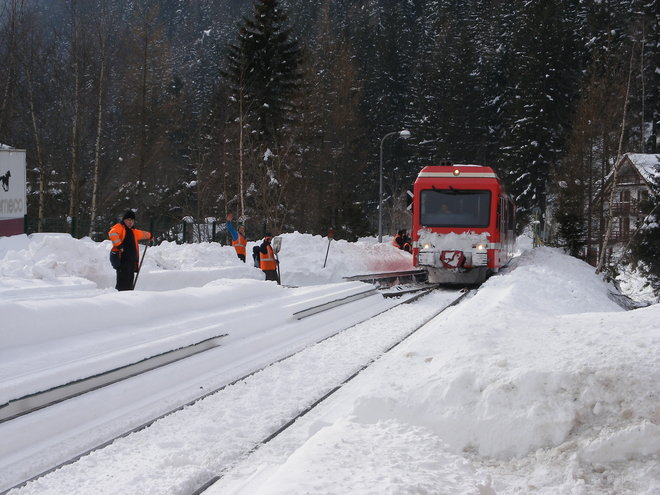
[{"left": 416, "top": 164, "right": 498, "bottom": 179}]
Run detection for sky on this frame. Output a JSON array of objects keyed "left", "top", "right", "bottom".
[{"left": 0, "top": 231, "right": 659, "bottom": 495}]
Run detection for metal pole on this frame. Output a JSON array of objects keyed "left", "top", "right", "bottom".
[{"left": 378, "top": 131, "right": 399, "bottom": 243}]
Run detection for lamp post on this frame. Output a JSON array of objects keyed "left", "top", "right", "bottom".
[{"left": 378, "top": 129, "right": 411, "bottom": 243}]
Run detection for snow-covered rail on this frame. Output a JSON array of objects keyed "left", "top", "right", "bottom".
[
  {"left": 292, "top": 287, "right": 378, "bottom": 319},
  {"left": 192, "top": 287, "right": 472, "bottom": 495},
  {"left": 0, "top": 281, "right": 444, "bottom": 493},
  {"left": 0, "top": 334, "right": 227, "bottom": 424},
  {"left": 343, "top": 268, "right": 428, "bottom": 287}
]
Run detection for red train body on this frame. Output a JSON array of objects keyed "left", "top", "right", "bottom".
[{"left": 412, "top": 164, "right": 516, "bottom": 284}]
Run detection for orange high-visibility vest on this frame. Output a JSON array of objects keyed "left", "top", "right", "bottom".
[
  {"left": 260, "top": 245, "right": 277, "bottom": 271},
  {"left": 108, "top": 223, "right": 151, "bottom": 253},
  {"left": 232, "top": 233, "right": 247, "bottom": 256}
]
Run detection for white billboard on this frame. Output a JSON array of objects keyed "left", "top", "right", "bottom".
[{"left": 0, "top": 149, "right": 27, "bottom": 219}]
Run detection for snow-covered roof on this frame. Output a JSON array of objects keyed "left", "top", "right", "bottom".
[
  {"left": 0, "top": 143, "right": 14, "bottom": 150},
  {"left": 624, "top": 153, "right": 660, "bottom": 184}
]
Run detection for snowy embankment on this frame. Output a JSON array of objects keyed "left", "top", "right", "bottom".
[
  {"left": 1, "top": 232, "right": 658, "bottom": 494},
  {"left": 0, "top": 231, "right": 411, "bottom": 297},
  {"left": 212, "top": 246, "right": 660, "bottom": 495}
]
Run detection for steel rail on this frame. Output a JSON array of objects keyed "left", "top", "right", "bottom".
[
  {"left": 380, "top": 282, "right": 441, "bottom": 298},
  {"left": 343, "top": 268, "right": 428, "bottom": 285},
  {"left": 292, "top": 287, "right": 379, "bottom": 319},
  {"left": 0, "top": 333, "right": 228, "bottom": 424}
]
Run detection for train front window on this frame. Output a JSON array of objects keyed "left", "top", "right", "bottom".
[{"left": 420, "top": 189, "right": 491, "bottom": 228}]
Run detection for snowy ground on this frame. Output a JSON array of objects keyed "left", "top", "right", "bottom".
[{"left": 1, "top": 232, "right": 658, "bottom": 494}]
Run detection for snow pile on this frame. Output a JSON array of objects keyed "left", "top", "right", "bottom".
[
  {"left": 279, "top": 231, "right": 413, "bottom": 286},
  {"left": 616, "top": 263, "right": 659, "bottom": 306},
  {"left": 213, "top": 247, "right": 659, "bottom": 495},
  {"left": 359, "top": 248, "right": 658, "bottom": 462},
  {"left": 0, "top": 232, "right": 412, "bottom": 295},
  {"left": 0, "top": 234, "right": 109, "bottom": 293},
  {"left": 1, "top": 232, "right": 658, "bottom": 494}
]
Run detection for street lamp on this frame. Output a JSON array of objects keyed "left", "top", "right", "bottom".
[{"left": 378, "top": 129, "right": 411, "bottom": 243}]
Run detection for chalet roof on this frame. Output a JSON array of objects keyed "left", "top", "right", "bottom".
[
  {"left": 623, "top": 153, "right": 660, "bottom": 184},
  {"left": 594, "top": 153, "right": 658, "bottom": 200}
]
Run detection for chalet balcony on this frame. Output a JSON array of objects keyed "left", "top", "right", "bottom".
[{"left": 610, "top": 200, "right": 641, "bottom": 216}]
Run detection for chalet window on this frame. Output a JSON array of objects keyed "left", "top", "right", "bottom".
[{"left": 622, "top": 216, "right": 630, "bottom": 239}]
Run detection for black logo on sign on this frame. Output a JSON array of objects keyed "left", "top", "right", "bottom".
[{"left": 1, "top": 170, "right": 9, "bottom": 191}]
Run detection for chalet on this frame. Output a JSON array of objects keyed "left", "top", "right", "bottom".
[{"left": 607, "top": 153, "right": 659, "bottom": 245}]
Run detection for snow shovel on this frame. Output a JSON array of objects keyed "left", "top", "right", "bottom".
[
  {"left": 272, "top": 236, "right": 282, "bottom": 285},
  {"left": 323, "top": 229, "right": 334, "bottom": 268},
  {"left": 132, "top": 242, "right": 149, "bottom": 289}
]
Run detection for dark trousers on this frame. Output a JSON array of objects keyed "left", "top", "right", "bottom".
[
  {"left": 237, "top": 254, "right": 246, "bottom": 262},
  {"left": 263, "top": 269, "right": 278, "bottom": 282},
  {"left": 116, "top": 263, "right": 135, "bottom": 291}
]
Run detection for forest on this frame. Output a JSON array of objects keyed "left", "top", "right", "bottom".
[{"left": 0, "top": 0, "right": 657, "bottom": 279}]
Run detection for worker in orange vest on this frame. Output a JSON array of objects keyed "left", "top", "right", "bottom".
[
  {"left": 393, "top": 229, "right": 412, "bottom": 253},
  {"left": 259, "top": 233, "right": 278, "bottom": 282},
  {"left": 226, "top": 212, "right": 247, "bottom": 262},
  {"left": 108, "top": 210, "right": 152, "bottom": 291}
]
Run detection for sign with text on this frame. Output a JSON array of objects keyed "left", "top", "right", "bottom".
[{"left": 0, "top": 149, "right": 27, "bottom": 219}]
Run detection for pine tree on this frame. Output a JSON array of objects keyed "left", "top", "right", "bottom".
[
  {"left": 630, "top": 165, "right": 660, "bottom": 295},
  {"left": 292, "top": 3, "right": 370, "bottom": 239},
  {"left": 497, "top": 0, "right": 580, "bottom": 230},
  {"left": 222, "top": 0, "right": 304, "bottom": 230},
  {"left": 407, "top": 0, "right": 487, "bottom": 166}
]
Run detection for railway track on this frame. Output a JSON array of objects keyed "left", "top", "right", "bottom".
[
  {"left": 1, "top": 275, "right": 465, "bottom": 494},
  {"left": 343, "top": 268, "right": 428, "bottom": 287},
  {"left": 193, "top": 287, "right": 471, "bottom": 495}
]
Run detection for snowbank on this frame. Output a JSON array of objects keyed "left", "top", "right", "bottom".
[
  {"left": 213, "top": 247, "right": 660, "bottom": 495},
  {"left": 1, "top": 233, "right": 658, "bottom": 494},
  {"left": 0, "top": 232, "right": 413, "bottom": 295}
]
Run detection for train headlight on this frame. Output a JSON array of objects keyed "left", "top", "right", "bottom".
[
  {"left": 423, "top": 242, "right": 432, "bottom": 250},
  {"left": 453, "top": 169, "right": 461, "bottom": 176},
  {"left": 472, "top": 244, "right": 488, "bottom": 266}
]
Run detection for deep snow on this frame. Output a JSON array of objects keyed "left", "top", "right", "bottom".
[{"left": 0, "top": 231, "right": 658, "bottom": 494}]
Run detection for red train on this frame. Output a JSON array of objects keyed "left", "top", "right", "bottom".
[{"left": 412, "top": 164, "right": 516, "bottom": 284}]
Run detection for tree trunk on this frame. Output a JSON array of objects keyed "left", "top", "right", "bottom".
[
  {"left": 67, "top": 0, "right": 82, "bottom": 226},
  {"left": 89, "top": 46, "right": 106, "bottom": 237},
  {"left": 25, "top": 70, "right": 46, "bottom": 232},
  {"left": 138, "top": 17, "right": 149, "bottom": 204},
  {"left": 68, "top": 64, "right": 80, "bottom": 222},
  {"left": 238, "top": 89, "right": 245, "bottom": 218},
  {"left": 596, "top": 47, "right": 635, "bottom": 273},
  {"left": 0, "top": 0, "right": 21, "bottom": 138}
]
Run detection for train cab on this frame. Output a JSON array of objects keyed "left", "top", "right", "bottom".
[{"left": 412, "top": 164, "right": 515, "bottom": 284}]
